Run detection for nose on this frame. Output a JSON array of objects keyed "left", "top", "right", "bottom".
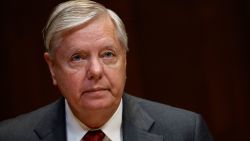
[{"left": 87, "top": 58, "right": 103, "bottom": 81}]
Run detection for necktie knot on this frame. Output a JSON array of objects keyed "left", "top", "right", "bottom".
[{"left": 82, "top": 130, "right": 105, "bottom": 141}]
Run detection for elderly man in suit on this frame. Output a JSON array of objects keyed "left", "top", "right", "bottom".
[{"left": 0, "top": 0, "right": 213, "bottom": 141}]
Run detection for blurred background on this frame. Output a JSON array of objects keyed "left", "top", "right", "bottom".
[{"left": 1, "top": 0, "right": 249, "bottom": 140}]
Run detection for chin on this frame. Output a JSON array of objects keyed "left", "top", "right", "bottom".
[{"left": 80, "top": 97, "right": 115, "bottom": 110}]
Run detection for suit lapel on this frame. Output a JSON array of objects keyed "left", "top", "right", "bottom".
[
  {"left": 123, "top": 121, "right": 163, "bottom": 141},
  {"left": 122, "top": 94, "right": 163, "bottom": 141},
  {"left": 33, "top": 98, "right": 67, "bottom": 141}
]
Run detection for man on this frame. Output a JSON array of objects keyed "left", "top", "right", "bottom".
[{"left": 0, "top": 0, "right": 213, "bottom": 141}]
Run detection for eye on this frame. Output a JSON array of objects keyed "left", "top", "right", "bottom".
[
  {"left": 102, "top": 50, "right": 115, "bottom": 58},
  {"left": 71, "top": 54, "right": 86, "bottom": 61},
  {"left": 72, "top": 54, "right": 81, "bottom": 61}
]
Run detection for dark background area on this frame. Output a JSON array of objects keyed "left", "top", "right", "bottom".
[{"left": 1, "top": 0, "right": 249, "bottom": 140}]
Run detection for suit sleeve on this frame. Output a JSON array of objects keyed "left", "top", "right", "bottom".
[{"left": 194, "top": 115, "right": 214, "bottom": 141}]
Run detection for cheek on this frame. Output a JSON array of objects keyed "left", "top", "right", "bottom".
[
  {"left": 105, "top": 60, "right": 126, "bottom": 92},
  {"left": 54, "top": 68, "right": 86, "bottom": 97}
]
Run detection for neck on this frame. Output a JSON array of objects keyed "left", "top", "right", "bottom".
[
  {"left": 81, "top": 108, "right": 117, "bottom": 128},
  {"left": 69, "top": 101, "right": 121, "bottom": 129}
]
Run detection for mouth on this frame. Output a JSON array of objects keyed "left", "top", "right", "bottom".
[{"left": 82, "top": 87, "right": 109, "bottom": 95}]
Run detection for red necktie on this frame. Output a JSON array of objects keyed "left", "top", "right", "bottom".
[{"left": 82, "top": 130, "right": 105, "bottom": 141}]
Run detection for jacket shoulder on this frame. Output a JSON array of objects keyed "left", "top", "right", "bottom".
[
  {"left": 124, "top": 94, "right": 213, "bottom": 141},
  {"left": 125, "top": 94, "right": 198, "bottom": 120},
  {"left": 0, "top": 98, "right": 64, "bottom": 140}
]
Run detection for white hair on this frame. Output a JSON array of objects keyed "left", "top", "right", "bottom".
[{"left": 43, "top": 0, "right": 128, "bottom": 53}]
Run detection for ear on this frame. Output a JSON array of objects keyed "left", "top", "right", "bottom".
[
  {"left": 44, "top": 52, "right": 58, "bottom": 85},
  {"left": 123, "top": 53, "right": 127, "bottom": 79}
]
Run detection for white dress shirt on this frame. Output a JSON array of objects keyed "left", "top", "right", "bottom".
[{"left": 65, "top": 99, "right": 123, "bottom": 141}]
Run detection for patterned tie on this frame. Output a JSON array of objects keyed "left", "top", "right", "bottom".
[{"left": 82, "top": 130, "right": 105, "bottom": 141}]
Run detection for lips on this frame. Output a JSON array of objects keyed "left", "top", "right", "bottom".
[{"left": 82, "top": 87, "right": 109, "bottom": 95}]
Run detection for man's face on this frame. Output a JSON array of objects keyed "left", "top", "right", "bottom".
[{"left": 44, "top": 15, "right": 126, "bottom": 115}]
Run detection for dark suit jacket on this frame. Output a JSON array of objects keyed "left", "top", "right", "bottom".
[{"left": 0, "top": 94, "right": 213, "bottom": 141}]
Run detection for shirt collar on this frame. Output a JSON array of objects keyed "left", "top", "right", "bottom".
[
  {"left": 101, "top": 100, "right": 123, "bottom": 141},
  {"left": 65, "top": 99, "right": 123, "bottom": 141}
]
